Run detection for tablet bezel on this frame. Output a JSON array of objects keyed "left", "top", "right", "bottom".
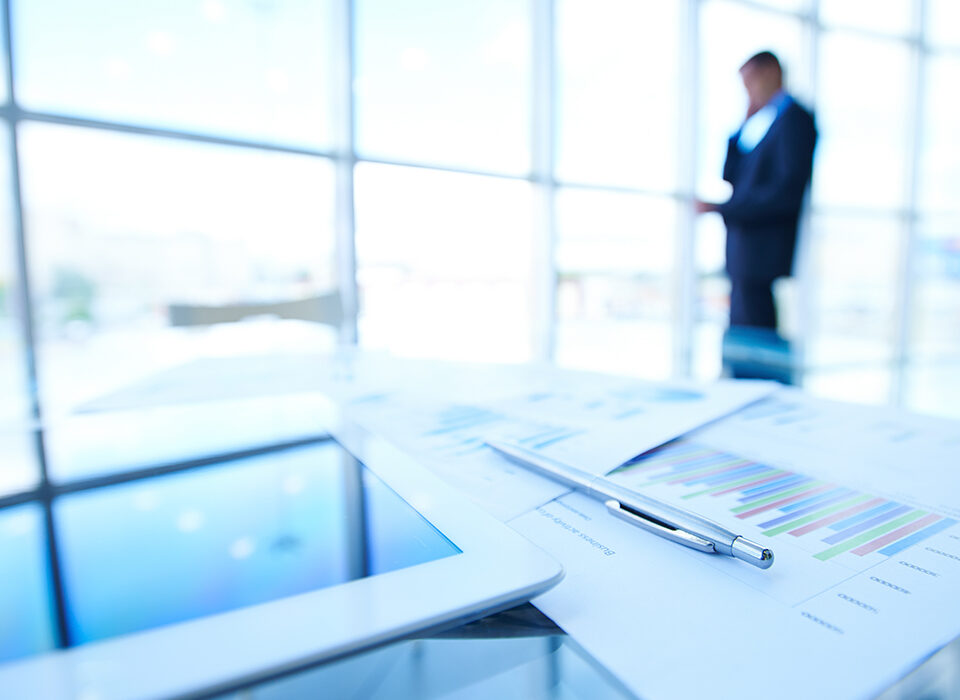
[{"left": 0, "top": 396, "right": 564, "bottom": 699}]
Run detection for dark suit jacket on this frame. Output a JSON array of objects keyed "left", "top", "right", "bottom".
[{"left": 719, "top": 99, "right": 817, "bottom": 282}]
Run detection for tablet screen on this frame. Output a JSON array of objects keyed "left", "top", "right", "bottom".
[{"left": 1, "top": 439, "right": 460, "bottom": 661}]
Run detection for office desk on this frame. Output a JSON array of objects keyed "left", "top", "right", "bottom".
[{"left": 2, "top": 351, "right": 959, "bottom": 699}]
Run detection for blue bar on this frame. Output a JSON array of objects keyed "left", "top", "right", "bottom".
[
  {"left": 780, "top": 487, "right": 852, "bottom": 514},
  {"left": 878, "top": 518, "right": 958, "bottom": 556},
  {"left": 739, "top": 473, "right": 805, "bottom": 496},
  {"left": 691, "top": 463, "right": 767, "bottom": 486},
  {"left": 758, "top": 491, "right": 857, "bottom": 528},
  {"left": 822, "top": 505, "right": 913, "bottom": 544},
  {"left": 829, "top": 501, "right": 899, "bottom": 531},
  {"left": 739, "top": 475, "right": 810, "bottom": 501}
]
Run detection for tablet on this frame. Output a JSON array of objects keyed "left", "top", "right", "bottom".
[{"left": 0, "top": 398, "right": 563, "bottom": 699}]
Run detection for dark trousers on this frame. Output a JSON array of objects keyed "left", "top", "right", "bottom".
[{"left": 729, "top": 277, "right": 777, "bottom": 330}]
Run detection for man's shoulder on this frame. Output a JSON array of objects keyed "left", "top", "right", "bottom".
[{"left": 782, "top": 97, "right": 816, "bottom": 128}]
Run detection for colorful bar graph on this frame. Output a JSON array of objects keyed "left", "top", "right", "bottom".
[
  {"left": 735, "top": 484, "right": 832, "bottom": 519},
  {"left": 822, "top": 505, "right": 913, "bottom": 545},
  {"left": 616, "top": 439, "right": 957, "bottom": 563},
  {"left": 758, "top": 490, "right": 856, "bottom": 529},
  {"left": 780, "top": 487, "right": 854, "bottom": 514},
  {"left": 682, "top": 469, "right": 782, "bottom": 500},
  {"left": 828, "top": 501, "right": 900, "bottom": 531},
  {"left": 739, "top": 475, "right": 812, "bottom": 501},
  {"left": 814, "top": 511, "right": 928, "bottom": 560},
  {"left": 711, "top": 470, "right": 788, "bottom": 496},
  {"left": 878, "top": 518, "right": 958, "bottom": 556},
  {"left": 668, "top": 460, "right": 751, "bottom": 484},
  {"left": 851, "top": 513, "right": 943, "bottom": 556},
  {"left": 762, "top": 495, "right": 870, "bottom": 537},
  {"left": 787, "top": 497, "right": 884, "bottom": 536}
]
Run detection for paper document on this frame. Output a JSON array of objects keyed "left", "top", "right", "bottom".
[
  {"left": 486, "top": 378, "right": 774, "bottom": 475},
  {"left": 344, "top": 372, "right": 774, "bottom": 520},
  {"left": 510, "top": 392, "right": 960, "bottom": 700}
]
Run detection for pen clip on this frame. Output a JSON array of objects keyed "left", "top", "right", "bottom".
[{"left": 605, "top": 500, "right": 716, "bottom": 554}]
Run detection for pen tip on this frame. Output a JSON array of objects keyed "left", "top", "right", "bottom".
[{"left": 732, "top": 537, "right": 774, "bottom": 569}]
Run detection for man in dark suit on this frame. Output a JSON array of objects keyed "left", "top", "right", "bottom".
[{"left": 695, "top": 51, "right": 817, "bottom": 331}]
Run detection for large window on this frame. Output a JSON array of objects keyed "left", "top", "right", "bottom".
[
  {"left": 355, "top": 163, "right": 535, "bottom": 362},
  {"left": 354, "top": 0, "right": 531, "bottom": 175},
  {"left": 2, "top": 0, "right": 959, "bottom": 501},
  {"left": 14, "top": 0, "right": 339, "bottom": 148},
  {"left": 555, "top": 0, "right": 680, "bottom": 191},
  {"left": 553, "top": 188, "right": 677, "bottom": 378},
  {"left": 19, "top": 124, "right": 338, "bottom": 413}
]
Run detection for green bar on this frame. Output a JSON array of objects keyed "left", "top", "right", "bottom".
[
  {"left": 814, "top": 510, "right": 928, "bottom": 561},
  {"left": 731, "top": 481, "right": 825, "bottom": 514},
  {"left": 642, "top": 457, "right": 747, "bottom": 485},
  {"left": 681, "top": 469, "right": 784, "bottom": 500},
  {"left": 761, "top": 494, "right": 870, "bottom": 537},
  {"left": 610, "top": 449, "right": 714, "bottom": 475}
]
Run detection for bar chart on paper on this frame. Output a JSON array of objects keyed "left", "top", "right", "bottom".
[
  {"left": 603, "top": 436, "right": 960, "bottom": 641},
  {"left": 343, "top": 379, "right": 773, "bottom": 520},
  {"left": 611, "top": 441, "right": 958, "bottom": 566}
]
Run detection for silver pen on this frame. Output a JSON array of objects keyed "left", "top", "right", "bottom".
[{"left": 486, "top": 440, "right": 774, "bottom": 569}]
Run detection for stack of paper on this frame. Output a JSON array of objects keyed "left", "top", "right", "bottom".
[{"left": 337, "top": 360, "right": 960, "bottom": 700}]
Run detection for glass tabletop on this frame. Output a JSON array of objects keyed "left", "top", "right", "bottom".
[
  {"left": 3, "top": 386, "right": 960, "bottom": 700},
  {"left": 211, "top": 604, "right": 634, "bottom": 700}
]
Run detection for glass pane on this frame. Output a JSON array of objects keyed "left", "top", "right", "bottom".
[
  {"left": 553, "top": 189, "right": 676, "bottom": 378},
  {"left": 804, "top": 214, "right": 902, "bottom": 365},
  {"left": 0, "top": 130, "right": 38, "bottom": 496},
  {"left": 0, "top": 5, "right": 8, "bottom": 102},
  {"left": 19, "top": 123, "right": 338, "bottom": 415},
  {"left": 355, "top": 163, "right": 535, "bottom": 362},
  {"left": 812, "top": 34, "right": 911, "bottom": 209},
  {"left": 904, "top": 361, "right": 960, "bottom": 419},
  {"left": 926, "top": 0, "right": 960, "bottom": 48},
  {"left": 909, "top": 216, "right": 960, "bottom": 359},
  {"left": 698, "top": 1, "right": 809, "bottom": 200},
  {"left": 819, "top": 0, "right": 916, "bottom": 37},
  {"left": 0, "top": 430, "right": 38, "bottom": 497},
  {"left": 0, "top": 504, "right": 56, "bottom": 664},
  {"left": 693, "top": 214, "right": 729, "bottom": 379},
  {"left": 692, "top": 318, "right": 727, "bottom": 380},
  {"left": 918, "top": 54, "right": 960, "bottom": 214},
  {"left": 555, "top": 0, "right": 680, "bottom": 190},
  {"left": 0, "top": 132, "right": 30, "bottom": 421},
  {"left": 355, "top": 0, "right": 531, "bottom": 175},
  {"left": 14, "top": 0, "right": 337, "bottom": 148}
]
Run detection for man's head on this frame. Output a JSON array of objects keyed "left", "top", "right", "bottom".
[{"left": 739, "top": 51, "right": 783, "bottom": 113}]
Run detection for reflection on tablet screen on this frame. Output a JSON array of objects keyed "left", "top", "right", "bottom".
[{"left": 1, "top": 440, "right": 460, "bottom": 658}]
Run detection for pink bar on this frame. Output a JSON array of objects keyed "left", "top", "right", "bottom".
[
  {"left": 788, "top": 497, "right": 886, "bottom": 536},
  {"left": 667, "top": 460, "right": 751, "bottom": 485},
  {"left": 711, "top": 471, "right": 788, "bottom": 497},
  {"left": 852, "top": 513, "right": 942, "bottom": 556},
  {"left": 735, "top": 484, "right": 832, "bottom": 519}
]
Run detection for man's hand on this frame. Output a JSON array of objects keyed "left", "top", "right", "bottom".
[{"left": 693, "top": 199, "right": 719, "bottom": 214}]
